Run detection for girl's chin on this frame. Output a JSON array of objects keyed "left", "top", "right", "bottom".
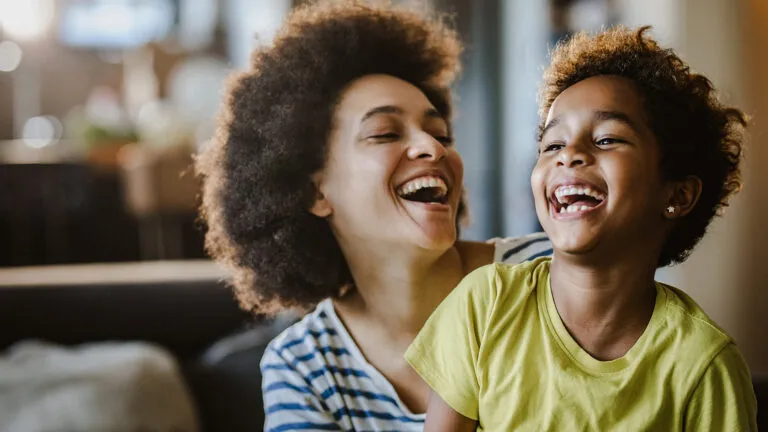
[{"left": 550, "top": 235, "right": 601, "bottom": 257}]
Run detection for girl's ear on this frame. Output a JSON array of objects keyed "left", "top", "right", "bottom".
[
  {"left": 664, "top": 175, "right": 702, "bottom": 219},
  {"left": 309, "top": 173, "right": 332, "bottom": 217}
]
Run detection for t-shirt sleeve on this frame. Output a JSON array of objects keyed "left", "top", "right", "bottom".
[
  {"left": 260, "top": 346, "right": 341, "bottom": 432},
  {"left": 404, "top": 264, "right": 499, "bottom": 421},
  {"left": 684, "top": 342, "right": 757, "bottom": 431}
]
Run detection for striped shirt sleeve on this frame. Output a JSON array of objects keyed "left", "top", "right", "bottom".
[
  {"left": 261, "top": 346, "right": 341, "bottom": 432},
  {"left": 493, "top": 232, "right": 552, "bottom": 264}
]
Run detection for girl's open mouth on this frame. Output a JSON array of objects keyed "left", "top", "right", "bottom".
[{"left": 549, "top": 184, "right": 606, "bottom": 217}]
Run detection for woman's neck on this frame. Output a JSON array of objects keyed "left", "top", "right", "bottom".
[
  {"left": 334, "top": 240, "right": 493, "bottom": 344},
  {"left": 549, "top": 252, "right": 658, "bottom": 361}
]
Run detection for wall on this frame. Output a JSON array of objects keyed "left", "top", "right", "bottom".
[
  {"left": 621, "top": 0, "right": 768, "bottom": 375},
  {"left": 738, "top": 0, "right": 768, "bottom": 375},
  {"left": 0, "top": 44, "right": 123, "bottom": 140}
]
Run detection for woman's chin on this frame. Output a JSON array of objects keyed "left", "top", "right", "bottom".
[{"left": 411, "top": 226, "right": 457, "bottom": 251}]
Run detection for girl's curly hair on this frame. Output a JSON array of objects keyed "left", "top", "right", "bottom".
[
  {"left": 197, "top": 0, "right": 462, "bottom": 314},
  {"left": 539, "top": 26, "right": 747, "bottom": 266}
]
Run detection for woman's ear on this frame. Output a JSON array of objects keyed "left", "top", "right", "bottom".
[
  {"left": 664, "top": 175, "right": 702, "bottom": 219},
  {"left": 309, "top": 173, "right": 332, "bottom": 217}
]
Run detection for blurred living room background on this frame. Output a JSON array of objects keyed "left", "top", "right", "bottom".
[{"left": 0, "top": 0, "right": 765, "bottom": 430}]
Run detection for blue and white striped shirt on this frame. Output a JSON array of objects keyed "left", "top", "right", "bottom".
[{"left": 261, "top": 234, "right": 552, "bottom": 431}]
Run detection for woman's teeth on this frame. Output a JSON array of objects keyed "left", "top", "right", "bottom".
[{"left": 397, "top": 176, "right": 448, "bottom": 198}]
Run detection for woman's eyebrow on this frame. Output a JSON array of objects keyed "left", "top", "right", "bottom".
[{"left": 361, "top": 105, "right": 403, "bottom": 122}]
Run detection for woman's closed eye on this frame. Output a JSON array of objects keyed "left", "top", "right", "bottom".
[
  {"left": 369, "top": 132, "right": 401, "bottom": 142},
  {"left": 368, "top": 132, "right": 453, "bottom": 146}
]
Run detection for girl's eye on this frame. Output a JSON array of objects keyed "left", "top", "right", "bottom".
[
  {"left": 596, "top": 137, "right": 624, "bottom": 146},
  {"left": 542, "top": 143, "right": 564, "bottom": 153},
  {"left": 434, "top": 135, "right": 454, "bottom": 146}
]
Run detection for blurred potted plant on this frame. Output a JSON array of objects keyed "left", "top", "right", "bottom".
[
  {"left": 82, "top": 124, "right": 140, "bottom": 168},
  {"left": 64, "top": 86, "right": 140, "bottom": 169}
]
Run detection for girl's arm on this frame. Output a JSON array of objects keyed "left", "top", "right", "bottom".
[{"left": 424, "top": 391, "right": 478, "bottom": 432}]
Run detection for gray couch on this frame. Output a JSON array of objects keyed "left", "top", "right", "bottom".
[{"left": 0, "top": 261, "right": 290, "bottom": 431}]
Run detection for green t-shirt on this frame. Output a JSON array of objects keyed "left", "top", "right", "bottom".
[{"left": 405, "top": 258, "right": 757, "bottom": 431}]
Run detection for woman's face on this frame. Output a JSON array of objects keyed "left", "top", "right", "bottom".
[{"left": 311, "top": 74, "right": 464, "bottom": 252}]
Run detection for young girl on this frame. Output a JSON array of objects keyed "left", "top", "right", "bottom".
[{"left": 405, "top": 26, "right": 757, "bottom": 430}]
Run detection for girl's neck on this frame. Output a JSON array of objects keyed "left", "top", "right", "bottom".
[{"left": 549, "top": 252, "right": 659, "bottom": 361}]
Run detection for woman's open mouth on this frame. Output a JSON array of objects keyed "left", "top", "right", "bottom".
[
  {"left": 396, "top": 175, "right": 450, "bottom": 206},
  {"left": 549, "top": 183, "right": 606, "bottom": 217}
]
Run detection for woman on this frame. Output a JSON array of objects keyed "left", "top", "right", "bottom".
[{"left": 197, "top": 1, "right": 551, "bottom": 430}]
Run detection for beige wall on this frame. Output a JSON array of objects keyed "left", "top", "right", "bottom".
[
  {"left": 621, "top": 0, "right": 768, "bottom": 375},
  {"left": 0, "top": 74, "right": 12, "bottom": 139},
  {"left": 0, "top": 44, "right": 123, "bottom": 140},
  {"left": 738, "top": 0, "right": 768, "bottom": 375}
]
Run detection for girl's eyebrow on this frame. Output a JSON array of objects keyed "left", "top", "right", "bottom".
[
  {"left": 540, "top": 109, "right": 640, "bottom": 139},
  {"left": 592, "top": 110, "right": 640, "bottom": 133},
  {"left": 540, "top": 116, "right": 561, "bottom": 138}
]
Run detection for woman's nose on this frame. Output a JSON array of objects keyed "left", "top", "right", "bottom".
[{"left": 406, "top": 132, "right": 446, "bottom": 161}]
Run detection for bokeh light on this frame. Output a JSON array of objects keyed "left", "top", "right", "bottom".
[
  {"left": 0, "top": 40, "right": 23, "bottom": 72},
  {"left": 22, "top": 115, "right": 62, "bottom": 149}
]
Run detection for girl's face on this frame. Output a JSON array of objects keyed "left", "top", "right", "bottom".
[
  {"left": 311, "top": 74, "right": 464, "bottom": 252},
  {"left": 532, "top": 75, "right": 673, "bottom": 262}
]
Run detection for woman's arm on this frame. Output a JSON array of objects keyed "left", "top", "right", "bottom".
[{"left": 424, "top": 391, "right": 477, "bottom": 432}]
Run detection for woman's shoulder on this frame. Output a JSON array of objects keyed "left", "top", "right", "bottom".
[
  {"left": 491, "top": 232, "right": 552, "bottom": 264},
  {"left": 261, "top": 300, "right": 346, "bottom": 370},
  {"left": 457, "top": 232, "right": 552, "bottom": 270}
]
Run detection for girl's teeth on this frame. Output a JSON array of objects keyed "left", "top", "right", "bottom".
[
  {"left": 559, "top": 204, "right": 592, "bottom": 214},
  {"left": 554, "top": 185, "right": 606, "bottom": 203}
]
